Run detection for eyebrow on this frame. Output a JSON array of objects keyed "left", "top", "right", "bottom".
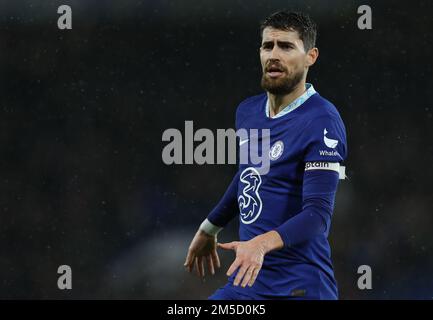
[{"left": 261, "top": 40, "right": 296, "bottom": 47}]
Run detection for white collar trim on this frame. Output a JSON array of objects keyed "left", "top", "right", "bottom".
[{"left": 265, "top": 83, "right": 316, "bottom": 119}]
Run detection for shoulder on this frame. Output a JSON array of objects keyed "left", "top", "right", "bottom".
[
  {"left": 302, "top": 93, "right": 346, "bottom": 134},
  {"left": 235, "top": 93, "right": 267, "bottom": 127},
  {"left": 307, "top": 94, "right": 344, "bottom": 122},
  {"left": 302, "top": 94, "right": 348, "bottom": 161},
  {"left": 301, "top": 93, "right": 347, "bottom": 145}
]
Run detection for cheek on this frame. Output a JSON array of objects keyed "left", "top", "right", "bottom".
[
  {"left": 284, "top": 55, "right": 305, "bottom": 71},
  {"left": 259, "top": 53, "right": 268, "bottom": 68}
]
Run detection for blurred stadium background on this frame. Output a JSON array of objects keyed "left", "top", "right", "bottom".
[{"left": 0, "top": 0, "right": 432, "bottom": 299}]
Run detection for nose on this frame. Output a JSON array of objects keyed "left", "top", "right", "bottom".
[{"left": 269, "top": 45, "right": 281, "bottom": 60}]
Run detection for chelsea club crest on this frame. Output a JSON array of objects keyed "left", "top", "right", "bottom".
[{"left": 269, "top": 140, "right": 284, "bottom": 161}]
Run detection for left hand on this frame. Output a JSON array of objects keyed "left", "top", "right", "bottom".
[{"left": 217, "top": 238, "right": 266, "bottom": 288}]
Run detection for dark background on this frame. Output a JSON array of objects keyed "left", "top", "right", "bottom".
[{"left": 0, "top": 0, "right": 432, "bottom": 299}]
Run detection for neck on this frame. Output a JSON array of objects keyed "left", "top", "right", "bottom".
[{"left": 268, "top": 80, "right": 307, "bottom": 118}]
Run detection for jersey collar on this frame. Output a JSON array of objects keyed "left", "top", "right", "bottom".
[{"left": 265, "top": 83, "right": 316, "bottom": 119}]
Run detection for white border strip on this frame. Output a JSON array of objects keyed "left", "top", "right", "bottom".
[{"left": 305, "top": 162, "right": 347, "bottom": 180}]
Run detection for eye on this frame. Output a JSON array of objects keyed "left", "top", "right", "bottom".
[
  {"left": 261, "top": 43, "right": 273, "bottom": 50},
  {"left": 279, "top": 43, "right": 292, "bottom": 50}
]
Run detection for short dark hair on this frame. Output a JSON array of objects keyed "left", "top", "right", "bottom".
[{"left": 260, "top": 11, "right": 317, "bottom": 51}]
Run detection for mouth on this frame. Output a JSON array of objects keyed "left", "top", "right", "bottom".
[{"left": 265, "top": 66, "right": 285, "bottom": 78}]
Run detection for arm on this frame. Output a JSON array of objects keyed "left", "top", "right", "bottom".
[
  {"left": 185, "top": 102, "right": 246, "bottom": 279},
  {"left": 184, "top": 171, "right": 240, "bottom": 278},
  {"left": 201, "top": 170, "right": 240, "bottom": 233},
  {"left": 272, "top": 114, "right": 346, "bottom": 247},
  {"left": 274, "top": 168, "right": 339, "bottom": 247}
]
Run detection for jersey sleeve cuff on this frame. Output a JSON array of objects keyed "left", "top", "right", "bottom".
[{"left": 199, "top": 218, "right": 223, "bottom": 236}]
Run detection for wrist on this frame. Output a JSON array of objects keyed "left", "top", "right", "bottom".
[
  {"left": 254, "top": 231, "right": 284, "bottom": 254},
  {"left": 199, "top": 218, "right": 223, "bottom": 237},
  {"left": 197, "top": 229, "right": 215, "bottom": 238}
]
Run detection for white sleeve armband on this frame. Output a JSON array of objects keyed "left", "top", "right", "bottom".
[
  {"left": 199, "top": 218, "right": 223, "bottom": 236},
  {"left": 305, "top": 162, "right": 347, "bottom": 180}
]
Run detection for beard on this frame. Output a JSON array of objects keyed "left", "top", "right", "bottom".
[{"left": 261, "top": 66, "right": 304, "bottom": 95}]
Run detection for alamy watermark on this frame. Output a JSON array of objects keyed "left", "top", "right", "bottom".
[
  {"left": 57, "top": 5, "right": 72, "bottom": 30},
  {"left": 57, "top": 265, "right": 72, "bottom": 290},
  {"left": 162, "top": 121, "right": 271, "bottom": 174},
  {"left": 357, "top": 265, "right": 372, "bottom": 290},
  {"left": 357, "top": 5, "right": 372, "bottom": 30}
]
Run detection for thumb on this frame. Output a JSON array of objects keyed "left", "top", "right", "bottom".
[{"left": 217, "top": 241, "right": 238, "bottom": 251}]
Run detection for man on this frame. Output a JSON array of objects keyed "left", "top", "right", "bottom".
[{"left": 184, "top": 10, "right": 348, "bottom": 300}]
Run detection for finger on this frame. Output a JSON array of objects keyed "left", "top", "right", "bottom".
[
  {"left": 217, "top": 242, "right": 238, "bottom": 251},
  {"left": 194, "top": 258, "right": 201, "bottom": 278},
  {"left": 211, "top": 250, "right": 221, "bottom": 269},
  {"left": 233, "top": 265, "right": 249, "bottom": 287},
  {"left": 248, "top": 267, "right": 260, "bottom": 287},
  {"left": 226, "top": 259, "right": 241, "bottom": 277},
  {"left": 184, "top": 251, "right": 195, "bottom": 272},
  {"left": 241, "top": 266, "right": 254, "bottom": 288},
  {"left": 198, "top": 256, "right": 205, "bottom": 278},
  {"left": 206, "top": 255, "right": 215, "bottom": 275},
  {"left": 185, "top": 252, "right": 193, "bottom": 273}
]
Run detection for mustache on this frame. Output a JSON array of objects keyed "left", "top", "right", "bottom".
[{"left": 264, "top": 61, "right": 286, "bottom": 72}]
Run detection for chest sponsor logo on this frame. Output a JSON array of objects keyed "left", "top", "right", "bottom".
[{"left": 238, "top": 167, "right": 262, "bottom": 224}]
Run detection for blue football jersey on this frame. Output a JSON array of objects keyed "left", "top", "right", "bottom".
[{"left": 229, "top": 84, "right": 348, "bottom": 299}]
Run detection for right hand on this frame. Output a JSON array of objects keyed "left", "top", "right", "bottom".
[{"left": 184, "top": 229, "right": 221, "bottom": 279}]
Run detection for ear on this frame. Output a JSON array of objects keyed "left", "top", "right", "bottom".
[{"left": 305, "top": 47, "right": 319, "bottom": 67}]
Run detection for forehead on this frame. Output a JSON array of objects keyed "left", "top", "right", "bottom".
[{"left": 261, "top": 27, "right": 301, "bottom": 44}]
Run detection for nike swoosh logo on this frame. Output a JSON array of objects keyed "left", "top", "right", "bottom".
[{"left": 239, "top": 138, "right": 249, "bottom": 146}]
